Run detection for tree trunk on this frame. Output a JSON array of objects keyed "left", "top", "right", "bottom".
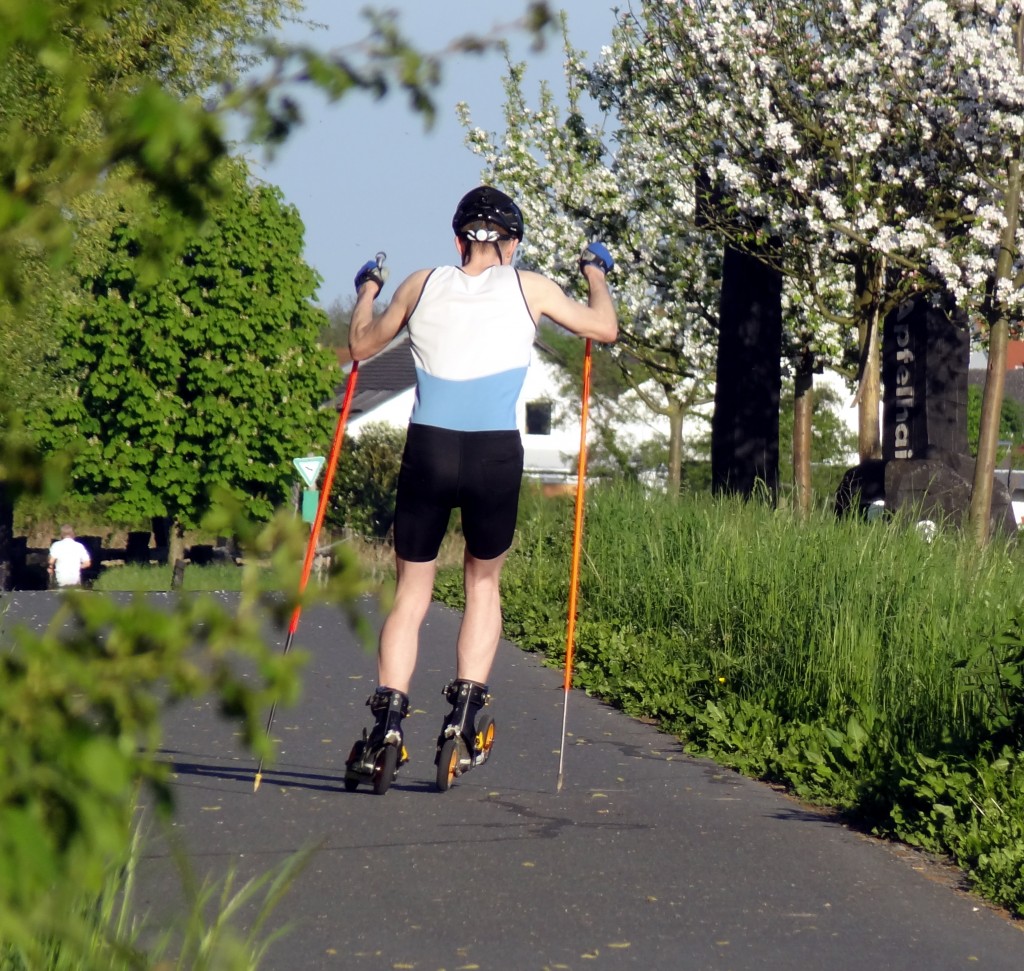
[
  {"left": 970, "top": 13, "right": 1023, "bottom": 546},
  {"left": 793, "top": 355, "right": 814, "bottom": 518},
  {"left": 855, "top": 258, "right": 883, "bottom": 463},
  {"left": 971, "top": 153, "right": 1021, "bottom": 545},
  {"left": 666, "top": 403, "right": 684, "bottom": 494},
  {"left": 168, "top": 520, "right": 187, "bottom": 569}
]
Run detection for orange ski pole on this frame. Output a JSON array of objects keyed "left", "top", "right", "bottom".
[
  {"left": 556, "top": 338, "right": 592, "bottom": 792},
  {"left": 254, "top": 359, "right": 360, "bottom": 791}
]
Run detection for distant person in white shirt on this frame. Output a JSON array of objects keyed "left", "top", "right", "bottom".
[{"left": 48, "top": 524, "right": 92, "bottom": 588}]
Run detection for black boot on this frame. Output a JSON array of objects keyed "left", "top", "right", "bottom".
[
  {"left": 434, "top": 679, "right": 495, "bottom": 791},
  {"left": 435, "top": 679, "right": 490, "bottom": 759},
  {"left": 367, "top": 686, "right": 410, "bottom": 754},
  {"left": 345, "top": 686, "right": 410, "bottom": 795}
]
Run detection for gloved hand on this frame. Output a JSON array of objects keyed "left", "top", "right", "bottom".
[
  {"left": 579, "top": 241, "right": 614, "bottom": 277},
  {"left": 354, "top": 255, "right": 388, "bottom": 296}
]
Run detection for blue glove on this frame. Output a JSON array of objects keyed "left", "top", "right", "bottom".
[
  {"left": 579, "top": 241, "right": 613, "bottom": 276},
  {"left": 354, "top": 256, "right": 387, "bottom": 296}
]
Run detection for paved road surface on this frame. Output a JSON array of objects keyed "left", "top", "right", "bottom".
[{"left": 8, "top": 593, "right": 1023, "bottom": 969}]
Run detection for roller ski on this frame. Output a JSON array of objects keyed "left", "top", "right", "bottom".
[
  {"left": 434, "top": 679, "right": 496, "bottom": 792},
  {"left": 344, "top": 687, "right": 409, "bottom": 795}
]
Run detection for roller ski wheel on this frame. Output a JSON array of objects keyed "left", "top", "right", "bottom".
[
  {"left": 435, "top": 714, "right": 496, "bottom": 792},
  {"left": 343, "top": 738, "right": 366, "bottom": 792},
  {"left": 475, "top": 712, "right": 496, "bottom": 761},
  {"left": 373, "top": 744, "right": 399, "bottom": 795},
  {"left": 436, "top": 737, "right": 461, "bottom": 792},
  {"left": 344, "top": 734, "right": 408, "bottom": 795}
]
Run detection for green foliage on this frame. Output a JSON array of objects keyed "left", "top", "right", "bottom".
[
  {"left": 0, "top": 570, "right": 292, "bottom": 956},
  {"left": 0, "top": 0, "right": 557, "bottom": 964},
  {"left": 953, "top": 616, "right": 1024, "bottom": 749},
  {"left": 327, "top": 423, "right": 407, "bottom": 540},
  {"left": 437, "top": 483, "right": 1024, "bottom": 915},
  {"left": 0, "top": 822, "right": 312, "bottom": 971},
  {"left": 36, "top": 158, "right": 337, "bottom": 533},
  {"left": 0, "top": 491, "right": 372, "bottom": 963},
  {"left": 966, "top": 384, "right": 1024, "bottom": 458}
]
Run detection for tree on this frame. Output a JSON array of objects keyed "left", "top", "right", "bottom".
[
  {"left": 327, "top": 422, "right": 406, "bottom": 540},
  {"left": 592, "top": 1, "right": 1024, "bottom": 535},
  {"left": 970, "top": 8, "right": 1024, "bottom": 542},
  {"left": 1, "top": 1, "right": 561, "bottom": 961},
  {"left": 462, "top": 24, "right": 865, "bottom": 496},
  {"left": 1, "top": 0, "right": 295, "bottom": 582},
  {"left": 0, "top": 0, "right": 557, "bottom": 581},
  {"left": 320, "top": 296, "right": 355, "bottom": 350},
  {"left": 37, "top": 159, "right": 338, "bottom": 564},
  {"left": 779, "top": 377, "right": 858, "bottom": 488},
  {"left": 461, "top": 40, "right": 722, "bottom": 491}
]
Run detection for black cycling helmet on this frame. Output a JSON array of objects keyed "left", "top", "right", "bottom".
[{"left": 452, "top": 186, "right": 524, "bottom": 241}]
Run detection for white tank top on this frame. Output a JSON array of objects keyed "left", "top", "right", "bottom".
[{"left": 407, "top": 264, "right": 536, "bottom": 431}]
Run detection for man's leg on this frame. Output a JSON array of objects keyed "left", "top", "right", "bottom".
[
  {"left": 377, "top": 556, "right": 438, "bottom": 693},
  {"left": 456, "top": 548, "right": 508, "bottom": 683}
]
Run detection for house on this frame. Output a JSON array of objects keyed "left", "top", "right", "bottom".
[{"left": 330, "top": 335, "right": 589, "bottom": 482}]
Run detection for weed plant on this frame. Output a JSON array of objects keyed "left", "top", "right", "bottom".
[{"left": 434, "top": 480, "right": 1024, "bottom": 914}]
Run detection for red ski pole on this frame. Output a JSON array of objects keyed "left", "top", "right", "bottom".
[
  {"left": 557, "top": 338, "right": 592, "bottom": 792},
  {"left": 254, "top": 359, "right": 360, "bottom": 792}
]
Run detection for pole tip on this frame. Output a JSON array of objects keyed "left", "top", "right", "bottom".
[
  {"left": 253, "top": 770, "right": 262, "bottom": 793},
  {"left": 556, "top": 772, "right": 564, "bottom": 793}
]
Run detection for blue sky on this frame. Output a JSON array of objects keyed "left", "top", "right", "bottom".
[{"left": 242, "top": 1, "right": 620, "bottom": 311}]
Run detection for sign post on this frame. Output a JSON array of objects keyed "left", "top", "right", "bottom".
[{"left": 293, "top": 456, "right": 326, "bottom": 524}]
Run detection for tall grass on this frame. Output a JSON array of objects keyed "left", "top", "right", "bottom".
[
  {"left": 499, "top": 481, "right": 1022, "bottom": 752},
  {"left": 0, "top": 820, "right": 309, "bottom": 971}
]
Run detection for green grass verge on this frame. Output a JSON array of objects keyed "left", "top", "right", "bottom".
[
  {"left": 434, "top": 481, "right": 1024, "bottom": 916},
  {"left": 91, "top": 563, "right": 262, "bottom": 592}
]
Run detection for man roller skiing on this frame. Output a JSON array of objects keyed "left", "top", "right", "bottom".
[{"left": 343, "top": 186, "right": 618, "bottom": 793}]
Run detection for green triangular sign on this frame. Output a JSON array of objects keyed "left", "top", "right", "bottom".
[{"left": 293, "top": 455, "right": 326, "bottom": 488}]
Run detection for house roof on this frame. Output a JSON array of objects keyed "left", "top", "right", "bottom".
[{"left": 325, "top": 335, "right": 416, "bottom": 414}]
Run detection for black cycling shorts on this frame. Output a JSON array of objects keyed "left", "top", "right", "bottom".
[{"left": 393, "top": 424, "right": 525, "bottom": 562}]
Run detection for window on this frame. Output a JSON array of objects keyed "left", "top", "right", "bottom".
[{"left": 525, "top": 400, "right": 552, "bottom": 435}]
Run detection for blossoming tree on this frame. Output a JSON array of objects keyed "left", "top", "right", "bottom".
[
  {"left": 460, "top": 40, "right": 723, "bottom": 491},
  {"left": 462, "top": 26, "right": 858, "bottom": 499},
  {"left": 589, "top": 0, "right": 1024, "bottom": 536}
]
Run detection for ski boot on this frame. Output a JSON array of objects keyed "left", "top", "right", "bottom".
[
  {"left": 344, "top": 687, "right": 410, "bottom": 795},
  {"left": 434, "top": 679, "right": 495, "bottom": 792}
]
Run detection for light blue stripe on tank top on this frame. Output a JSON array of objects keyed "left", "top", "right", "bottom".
[{"left": 411, "top": 367, "right": 528, "bottom": 431}]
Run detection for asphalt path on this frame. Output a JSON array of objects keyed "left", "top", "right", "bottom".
[{"left": 7, "top": 592, "right": 1023, "bottom": 969}]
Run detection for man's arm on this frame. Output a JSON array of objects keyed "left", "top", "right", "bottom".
[
  {"left": 519, "top": 265, "right": 618, "bottom": 343},
  {"left": 348, "top": 269, "right": 430, "bottom": 361}
]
